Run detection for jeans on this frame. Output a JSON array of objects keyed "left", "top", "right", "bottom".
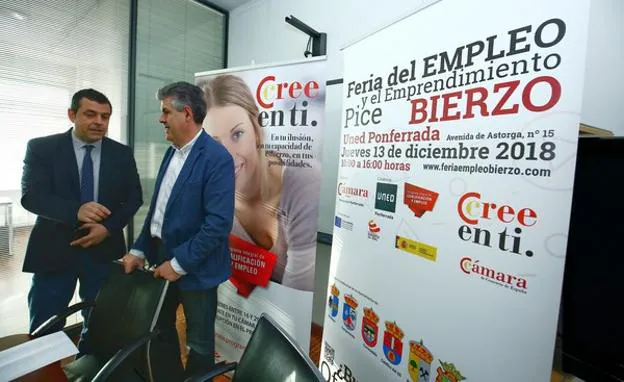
[
  {"left": 149, "top": 238, "right": 218, "bottom": 381},
  {"left": 149, "top": 284, "right": 218, "bottom": 381}
]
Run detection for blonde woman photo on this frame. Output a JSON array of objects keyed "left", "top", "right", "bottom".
[{"left": 201, "top": 74, "right": 321, "bottom": 292}]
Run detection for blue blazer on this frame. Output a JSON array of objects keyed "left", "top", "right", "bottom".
[
  {"left": 21, "top": 129, "right": 143, "bottom": 273},
  {"left": 133, "top": 130, "right": 235, "bottom": 291}
]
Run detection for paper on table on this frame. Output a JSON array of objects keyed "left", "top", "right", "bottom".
[{"left": 0, "top": 331, "right": 78, "bottom": 381}]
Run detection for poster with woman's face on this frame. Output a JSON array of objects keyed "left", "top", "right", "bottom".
[{"left": 196, "top": 57, "right": 327, "bottom": 363}]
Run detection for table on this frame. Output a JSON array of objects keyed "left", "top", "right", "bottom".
[{"left": 0, "top": 334, "right": 69, "bottom": 382}]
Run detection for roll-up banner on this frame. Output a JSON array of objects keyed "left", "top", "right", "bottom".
[
  {"left": 195, "top": 56, "right": 327, "bottom": 362},
  {"left": 320, "top": 0, "right": 590, "bottom": 381}
]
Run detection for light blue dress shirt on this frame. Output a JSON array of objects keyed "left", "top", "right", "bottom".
[{"left": 71, "top": 128, "right": 102, "bottom": 202}]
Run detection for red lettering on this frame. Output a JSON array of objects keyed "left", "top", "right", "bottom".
[
  {"left": 457, "top": 192, "right": 480, "bottom": 225},
  {"left": 256, "top": 76, "right": 320, "bottom": 109},
  {"left": 458, "top": 192, "right": 538, "bottom": 226},
  {"left": 429, "top": 95, "right": 440, "bottom": 122},
  {"left": 304, "top": 81, "right": 319, "bottom": 98},
  {"left": 408, "top": 98, "right": 428, "bottom": 124},
  {"left": 408, "top": 76, "right": 561, "bottom": 125},
  {"left": 439, "top": 91, "right": 462, "bottom": 121},
  {"left": 256, "top": 75, "right": 275, "bottom": 109},
  {"left": 497, "top": 205, "right": 515, "bottom": 223},
  {"left": 464, "top": 87, "right": 489, "bottom": 119},
  {"left": 523, "top": 76, "right": 561, "bottom": 112},
  {"left": 482, "top": 202, "right": 495, "bottom": 220},
  {"left": 517, "top": 208, "right": 537, "bottom": 227},
  {"left": 492, "top": 80, "right": 520, "bottom": 115},
  {"left": 276, "top": 82, "right": 287, "bottom": 100},
  {"left": 289, "top": 81, "right": 302, "bottom": 98}
]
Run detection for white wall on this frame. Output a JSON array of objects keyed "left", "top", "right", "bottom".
[
  {"left": 581, "top": 0, "right": 623, "bottom": 133},
  {"left": 228, "top": 0, "right": 624, "bottom": 234}
]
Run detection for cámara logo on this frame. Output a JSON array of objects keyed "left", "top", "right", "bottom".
[
  {"left": 338, "top": 183, "right": 369, "bottom": 198},
  {"left": 460, "top": 256, "right": 527, "bottom": 294}
]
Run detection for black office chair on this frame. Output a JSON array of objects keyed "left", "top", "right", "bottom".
[
  {"left": 31, "top": 261, "right": 169, "bottom": 382},
  {"left": 185, "top": 313, "right": 324, "bottom": 382}
]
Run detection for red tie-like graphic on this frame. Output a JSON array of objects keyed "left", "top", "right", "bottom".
[{"left": 228, "top": 235, "right": 277, "bottom": 297}]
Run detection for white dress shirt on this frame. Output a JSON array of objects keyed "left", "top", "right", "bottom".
[{"left": 130, "top": 129, "right": 203, "bottom": 275}]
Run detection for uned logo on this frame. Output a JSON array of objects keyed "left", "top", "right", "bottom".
[{"left": 375, "top": 182, "right": 397, "bottom": 213}]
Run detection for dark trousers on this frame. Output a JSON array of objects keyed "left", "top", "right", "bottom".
[
  {"left": 149, "top": 239, "right": 218, "bottom": 381},
  {"left": 150, "top": 285, "right": 218, "bottom": 381},
  {"left": 27, "top": 253, "right": 110, "bottom": 354}
]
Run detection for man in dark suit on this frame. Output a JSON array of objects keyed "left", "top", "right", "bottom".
[
  {"left": 21, "top": 88, "right": 142, "bottom": 353},
  {"left": 122, "top": 81, "right": 235, "bottom": 380}
]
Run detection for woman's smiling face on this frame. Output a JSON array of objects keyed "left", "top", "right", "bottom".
[{"left": 204, "top": 104, "right": 259, "bottom": 194}]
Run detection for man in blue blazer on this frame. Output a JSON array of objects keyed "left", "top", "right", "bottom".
[
  {"left": 122, "top": 81, "right": 235, "bottom": 380},
  {"left": 21, "top": 88, "right": 142, "bottom": 352}
]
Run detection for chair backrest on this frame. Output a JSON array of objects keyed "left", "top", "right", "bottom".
[
  {"left": 88, "top": 262, "right": 168, "bottom": 363},
  {"left": 232, "top": 313, "right": 324, "bottom": 382}
]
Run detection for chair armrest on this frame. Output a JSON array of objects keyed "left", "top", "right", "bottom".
[
  {"left": 30, "top": 301, "right": 96, "bottom": 338},
  {"left": 183, "top": 361, "right": 238, "bottom": 382},
  {"left": 91, "top": 329, "right": 161, "bottom": 382}
]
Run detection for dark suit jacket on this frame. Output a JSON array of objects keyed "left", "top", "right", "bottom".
[
  {"left": 21, "top": 129, "right": 143, "bottom": 273},
  {"left": 133, "top": 130, "right": 235, "bottom": 291}
]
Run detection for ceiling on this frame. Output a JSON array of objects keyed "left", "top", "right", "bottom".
[{"left": 205, "top": 0, "right": 254, "bottom": 12}]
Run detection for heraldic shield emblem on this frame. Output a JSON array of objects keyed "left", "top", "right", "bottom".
[
  {"left": 408, "top": 339, "right": 433, "bottom": 382},
  {"left": 435, "top": 360, "right": 466, "bottom": 382},
  {"left": 342, "top": 294, "right": 358, "bottom": 331},
  {"left": 328, "top": 284, "right": 340, "bottom": 318},
  {"left": 383, "top": 321, "right": 404, "bottom": 365},
  {"left": 361, "top": 307, "right": 379, "bottom": 347}
]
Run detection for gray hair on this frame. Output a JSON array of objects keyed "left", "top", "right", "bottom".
[{"left": 156, "top": 81, "right": 207, "bottom": 124}]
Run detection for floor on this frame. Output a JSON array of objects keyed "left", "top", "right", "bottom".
[
  {"left": 0, "top": 228, "right": 32, "bottom": 337},
  {"left": 1, "top": 228, "right": 582, "bottom": 381},
  {"left": 0, "top": 227, "right": 83, "bottom": 337}
]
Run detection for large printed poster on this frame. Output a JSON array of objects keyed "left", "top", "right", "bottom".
[
  {"left": 195, "top": 57, "right": 326, "bottom": 361},
  {"left": 321, "top": 0, "right": 590, "bottom": 381}
]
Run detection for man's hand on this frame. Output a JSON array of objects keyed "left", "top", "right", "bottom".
[
  {"left": 121, "top": 253, "right": 145, "bottom": 274},
  {"left": 70, "top": 223, "right": 109, "bottom": 248},
  {"left": 154, "top": 261, "right": 181, "bottom": 282},
  {"left": 77, "top": 202, "right": 111, "bottom": 223}
]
